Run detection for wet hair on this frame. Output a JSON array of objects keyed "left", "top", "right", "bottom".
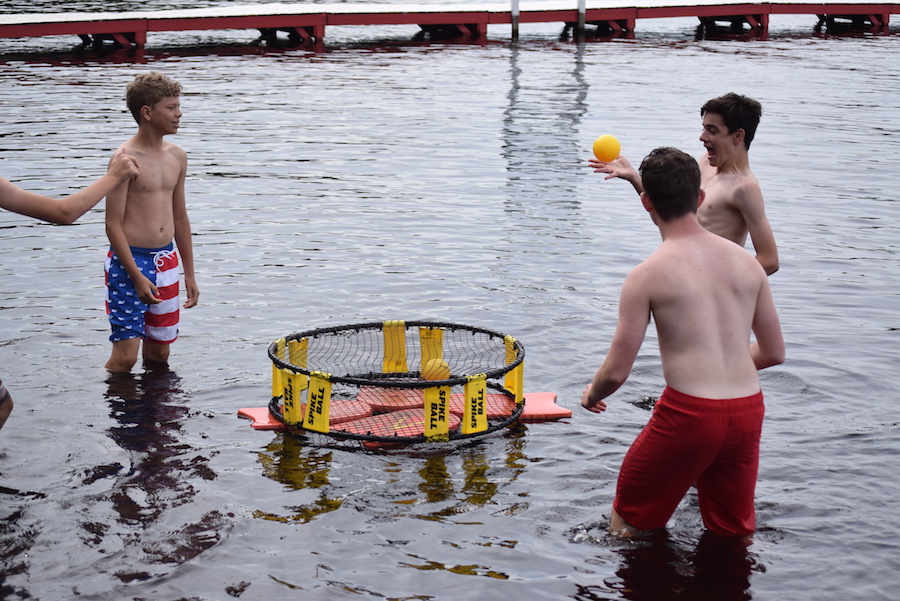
[
  {"left": 125, "top": 71, "right": 182, "bottom": 125},
  {"left": 700, "top": 92, "right": 762, "bottom": 149},
  {"left": 639, "top": 147, "right": 702, "bottom": 221}
]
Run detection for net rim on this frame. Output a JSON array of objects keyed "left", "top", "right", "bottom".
[{"left": 267, "top": 319, "right": 525, "bottom": 388}]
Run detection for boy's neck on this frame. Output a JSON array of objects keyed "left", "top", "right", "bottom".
[
  {"left": 133, "top": 125, "right": 169, "bottom": 150},
  {"left": 657, "top": 212, "right": 707, "bottom": 241},
  {"left": 716, "top": 148, "right": 750, "bottom": 174}
]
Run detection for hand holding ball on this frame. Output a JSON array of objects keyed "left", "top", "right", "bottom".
[{"left": 592, "top": 134, "right": 621, "bottom": 162}]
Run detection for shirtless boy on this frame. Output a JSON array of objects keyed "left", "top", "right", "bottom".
[
  {"left": 104, "top": 71, "right": 198, "bottom": 373},
  {"left": 0, "top": 153, "right": 139, "bottom": 432},
  {"left": 581, "top": 147, "right": 784, "bottom": 538},
  {"left": 590, "top": 93, "right": 779, "bottom": 275}
]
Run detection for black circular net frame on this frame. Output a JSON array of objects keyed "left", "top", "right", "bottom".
[{"left": 267, "top": 320, "right": 525, "bottom": 446}]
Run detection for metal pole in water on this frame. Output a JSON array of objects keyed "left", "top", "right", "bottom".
[
  {"left": 576, "top": 0, "right": 587, "bottom": 40},
  {"left": 511, "top": 0, "right": 520, "bottom": 40}
]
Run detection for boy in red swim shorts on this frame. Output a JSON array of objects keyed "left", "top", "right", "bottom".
[{"left": 581, "top": 147, "right": 785, "bottom": 538}]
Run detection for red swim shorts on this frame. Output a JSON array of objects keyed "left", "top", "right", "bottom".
[{"left": 613, "top": 386, "right": 765, "bottom": 537}]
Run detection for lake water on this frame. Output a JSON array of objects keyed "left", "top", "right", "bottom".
[{"left": 1, "top": 2, "right": 899, "bottom": 600}]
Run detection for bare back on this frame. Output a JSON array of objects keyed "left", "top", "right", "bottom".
[{"left": 631, "top": 226, "right": 768, "bottom": 399}]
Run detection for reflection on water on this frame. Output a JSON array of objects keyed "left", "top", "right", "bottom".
[
  {"left": 571, "top": 530, "right": 759, "bottom": 601},
  {"left": 101, "top": 368, "right": 224, "bottom": 571},
  {"left": 459, "top": 451, "right": 498, "bottom": 505},
  {"left": 420, "top": 454, "right": 455, "bottom": 502},
  {"left": 254, "top": 428, "right": 528, "bottom": 524},
  {"left": 104, "top": 368, "right": 195, "bottom": 522},
  {"left": 255, "top": 436, "right": 343, "bottom": 523},
  {"left": 502, "top": 42, "right": 588, "bottom": 206},
  {"left": 0, "top": 507, "right": 34, "bottom": 599}
]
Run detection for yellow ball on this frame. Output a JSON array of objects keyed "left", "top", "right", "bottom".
[
  {"left": 421, "top": 359, "right": 451, "bottom": 381},
  {"left": 593, "top": 134, "right": 621, "bottom": 162}
]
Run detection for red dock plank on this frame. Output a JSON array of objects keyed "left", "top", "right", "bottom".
[{"left": 0, "top": 1, "right": 895, "bottom": 48}]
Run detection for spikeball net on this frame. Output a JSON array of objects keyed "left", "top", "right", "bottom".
[{"left": 267, "top": 320, "right": 525, "bottom": 447}]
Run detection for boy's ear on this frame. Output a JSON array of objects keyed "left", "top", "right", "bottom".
[
  {"left": 639, "top": 191, "right": 653, "bottom": 214},
  {"left": 140, "top": 104, "right": 152, "bottom": 122}
]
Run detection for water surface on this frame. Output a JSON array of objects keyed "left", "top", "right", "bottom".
[{"left": 1, "top": 4, "right": 899, "bottom": 600}]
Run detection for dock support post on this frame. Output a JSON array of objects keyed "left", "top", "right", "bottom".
[
  {"left": 511, "top": 0, "right": 520, "bottom": 40},
  {"left": 256, "top": 25, "right": 323, "bottom": 47},
  {"left": 576, "top": 0, "right": 586, "bottom": 41},
  {"left": 816, "top": 12, "right": 890, "bottom": 34},
  {"left": 698, "top": 13, "right": 768, "bottom": 38}
]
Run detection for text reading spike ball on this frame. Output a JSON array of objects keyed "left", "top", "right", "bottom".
[{"left": 593, "top": 134, "right": 621, "bottom": 162}]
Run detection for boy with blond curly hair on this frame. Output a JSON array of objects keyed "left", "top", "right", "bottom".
[{"left": 104, "top": 71, "right": 198, "bottom": 372}]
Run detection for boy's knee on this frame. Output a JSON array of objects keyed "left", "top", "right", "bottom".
[
  {"left": 106, "top": 350, "right": 139, "bottom": 373},
  {"left": 609, "top": 505, "right": 652, "bottom": 539},
  {"left": 107, "top": 338, "right": 142, "bottom": 372},
  {"left": 105, "top": 357, "right": 137, "bottom": 373},
  {"left": 142, "top": 342, "right": 170, "bottom": 364},
  {"left": 609, "top": 507, "right": 634, "bottom": 538}
]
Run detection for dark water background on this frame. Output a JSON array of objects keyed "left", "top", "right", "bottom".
[{"left": 1, "top": 2, "right": 899, "bottom": 600}]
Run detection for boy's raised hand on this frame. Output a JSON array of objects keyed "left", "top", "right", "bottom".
[{"left": 588, "top": 155, "right": 637, "bottom": 181}]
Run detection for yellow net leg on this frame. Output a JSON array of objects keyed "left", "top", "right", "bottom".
[
  {"left": 504, "top": 335, "right": 524, "bottom": 405},
  {"left": 424, "top": 385, "right": 451, "bottom": 441},
  {"left": 304, "top": 371, "right": 333, "bottom": 433},
  {"left": 288, "top": 338, "right": 310, "bottom": 390},
  {"left": 382, "top": 320, "right": 408, "bottom": 374},
  {"left": 419, "top": 326, "right": 444, "bottom": 374},
  {"left": 272, "top": 364, "right": 284, "bottom": 398},
  {"left": 271, "top": 338, "right": 286, "bottom": 397},
  {"left": 462, "top": 374, "right": 488, "bottom": 434},
  {"left": 283, "top": 370, "right": 305, "bottom": 426}
]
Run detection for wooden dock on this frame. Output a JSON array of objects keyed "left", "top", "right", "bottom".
[{"left": 0, "top": 0, "right": 895, "bottom": 49}]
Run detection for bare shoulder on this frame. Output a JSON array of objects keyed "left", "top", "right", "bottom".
[
  {"left": 113, "top": 138, "right": 136, "bottom": 157},
  {"left": 629, "top": 243, "right": 675, "bottom": 281},
  {"left": 730, "top": 171, "right": 765, "bottom": 210},
  {"left": 163, "top": 140, "right": 187, "bottom": 161},
  {"left": 705, "top": 169, "right": 760, "bottom": 211},
  {"left": 733, "top": 169, "right": 761, "bottom": 193}
]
